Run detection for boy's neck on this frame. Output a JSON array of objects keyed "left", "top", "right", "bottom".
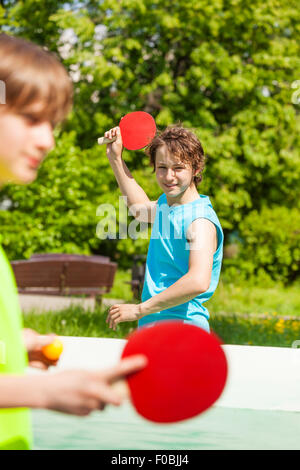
[{"left": 165, "top": 184, "right": 200, "bottom": 207}]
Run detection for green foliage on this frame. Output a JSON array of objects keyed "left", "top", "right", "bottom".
[
  {"left": 0, "top": 0, "right": 299, "bottom": 283},
  {"left": 0, "top": 132, "right": 112, "bottom": 258},
  {"left": 223, "top": 206, "right": 300, "bottom": 284}
]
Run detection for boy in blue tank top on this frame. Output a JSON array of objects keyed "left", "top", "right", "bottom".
[{"left": 106, "top": 125, "right": 224, "bottom": 332}]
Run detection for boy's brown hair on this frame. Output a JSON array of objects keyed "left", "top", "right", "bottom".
[
  {"left": 146, "top": 125, "right": 206, "bottom": 186},
  {"left": 0, "top": 33, "right": 72, "bottom": 125}
]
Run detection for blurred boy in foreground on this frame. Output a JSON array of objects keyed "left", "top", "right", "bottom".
[{"left": 0, "top": 33, "right": 146, "bottom": 450}]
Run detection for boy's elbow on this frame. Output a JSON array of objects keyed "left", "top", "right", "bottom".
[
  {"left": 190, "top": 277, "right": 210, "bottom": 294},
  {"left": 195, "top": 285, "right": 209, "bottom": 295}
]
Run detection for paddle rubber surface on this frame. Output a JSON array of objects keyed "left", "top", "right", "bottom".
[
  {"left": 121, "top": 321, "right": 228, "bottom": 423},
  {"left": 119, "top": 111, "right": 156, "bottom": 150}
]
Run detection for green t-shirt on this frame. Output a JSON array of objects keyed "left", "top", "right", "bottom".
[{"left": 0, "top": 246, "right": 32, "bottom": 450}]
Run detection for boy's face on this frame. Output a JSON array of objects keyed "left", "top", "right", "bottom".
[
  {"left": 0, "top": 102, "right": 55, "bottom": 185},
  {"left": 155, "top": 144, "right": 195, "bottom": 201}
]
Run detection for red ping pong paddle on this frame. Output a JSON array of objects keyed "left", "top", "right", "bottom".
[
  {"left": 97, "top": 111, "right": 156, "bottom": 150},
  {"left": 113, "top": 321, "right": 228, "bottom": 424}
]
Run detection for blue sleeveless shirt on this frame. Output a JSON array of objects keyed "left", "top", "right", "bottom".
[{"left": 138, "top": 194, "right": 223, "bottom": 330}]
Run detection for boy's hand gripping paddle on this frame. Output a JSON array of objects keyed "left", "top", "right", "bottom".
[
  {"left": 97, "top": 111, "right": 156, "bottom": 150},
  {"left": 113, "top": 321, "right": 228, "bottom": 423}
]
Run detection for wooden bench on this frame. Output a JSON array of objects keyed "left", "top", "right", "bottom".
[{"left": 11, "top": 253, "right": 117, "bottom": 307}]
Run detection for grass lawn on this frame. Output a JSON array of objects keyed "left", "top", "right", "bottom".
[
  {"left": 207, "top": 280, "right": 300, "bottom": 317},
  {"left": 23, "top": 269, "right": 300, "bottom": 348},
  {"left": 23, "top": 304, "right": 300, "bottom": 348},
  {"left": 105, "top": 269, "right": 300, "bottom": 317}
]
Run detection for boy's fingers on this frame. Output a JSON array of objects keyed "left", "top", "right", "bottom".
[
  {"left": 104, "top": 131, "right": 112, "bottom": 140},
  {"left": 29, "top": 361, "right": 49, "bottom": 370},
  {"left": 109, "top": 305, "right": 120, "bottom": 313},
  {"left": 90, "top": 383, "right": 122, "bottom": 407},
  {"left": 110, "top": 312, "right": 120, "bottom": 325},
  {"left": 99, "top": 355, "right": 148, "bottom": 383},
  {"left": 36, "top": 334, "right": 57, "bottom": 348}
]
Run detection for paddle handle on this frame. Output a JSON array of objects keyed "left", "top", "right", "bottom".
[
  {"left": 111, "top": 379, "right": 130, "bottom": 400},
  {"left": 97, "top": 136, "right": 117, "bottom": 145}
]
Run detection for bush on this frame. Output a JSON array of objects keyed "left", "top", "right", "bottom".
[
  {"left": 223, "top": 206, "right": 300, "bottom": 284},
  {"left": 1, "top": 0, "right": 300, "bottom": 275}
]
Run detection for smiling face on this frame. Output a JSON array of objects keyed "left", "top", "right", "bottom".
[
  {"left": 0, "top": 34, "right": 73, "bottom": 185},
  {"left": 146, "top": 125, "right": 206, "bottom": 205},
  {"left": 155, "top": 144, "right": 198, "bottom": 205},
  {"left": 0, "top": 102, "right": 55, "bottom": 185}
]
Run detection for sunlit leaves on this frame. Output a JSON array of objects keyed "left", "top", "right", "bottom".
[{"left": 0, "top": 0, "right": 299, "bottom": 280}]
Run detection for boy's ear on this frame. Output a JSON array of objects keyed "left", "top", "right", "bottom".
[{"left": 193, "top": 165, "right": 202, "bottom": 176}]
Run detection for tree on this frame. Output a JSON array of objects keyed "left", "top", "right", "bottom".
[{"left": 0, "top": 0, "right": 299, "bottom": 280}]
